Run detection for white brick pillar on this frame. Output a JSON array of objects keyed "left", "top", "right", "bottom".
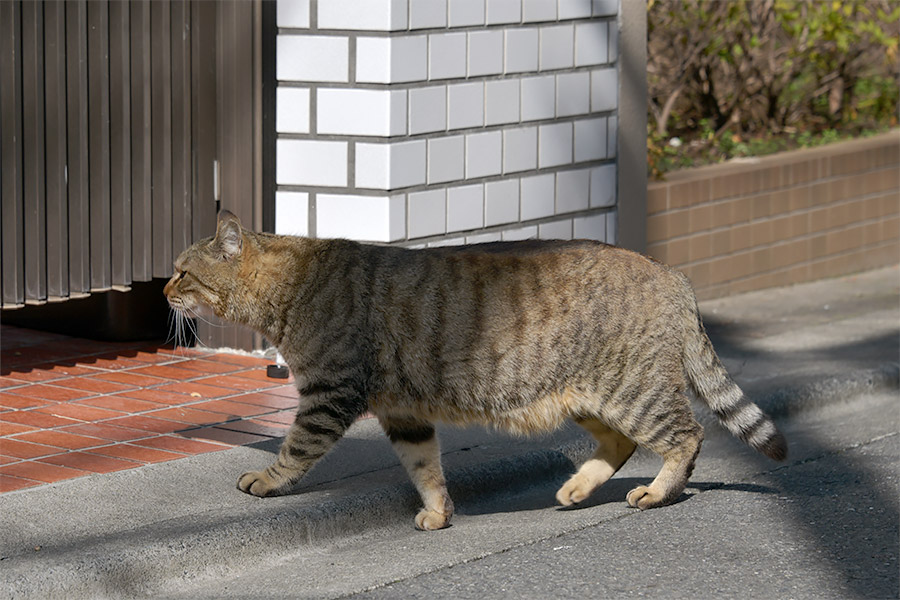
[{"left": 275, "top": 0, "right": 624, "bottom": 247}]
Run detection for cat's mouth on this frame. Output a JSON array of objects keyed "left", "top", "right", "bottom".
[
  {"left": 167, "top": 293, "right": 218, "bottom": 323},
  {"left": 166, "top": 295, "right": 189, "bottom": 313}
]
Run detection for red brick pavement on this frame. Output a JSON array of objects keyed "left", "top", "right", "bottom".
[{"left": 0, "top": 324, "right": 300, "bottom": 493}]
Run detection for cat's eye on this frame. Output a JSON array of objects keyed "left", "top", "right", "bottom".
[{"left": 176, "top": 270, "right": 186, "bottom": 281}]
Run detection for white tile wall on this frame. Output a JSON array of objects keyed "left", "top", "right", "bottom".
[
  {"left": 466, "top": 231, "right": 503, "bottom": 244},
  {"left": 505, "top": 28, "right": 539, "bottom": 73},
  {"left": 409, "top": 86, "right": 448, "bottom": 134},
  {"left": 448, "top": 82, "right": 484, "bottom": 130},
  {"left": 538, "top": 219, "right": 573, "bottom": 240},
  {"left": 558, "top": 0, "right": 593, "bottom": 20},
  {"left": 275, "top": 87, "right": 310, "bottom": 134},
  {"left": 355, "top": 37, "right": 392, "bottom": 84},
  {"left": 428, "top": 236, "right": 466, "bottom": 247},
  {"left": 573, "top": 212, "right": 607, "bottom": 242},
  {"left": 356, "top": 143, "right": 392, "bottom": 189},
  {"left": 539, "top": 24, "right": 574, "bottom": 71},
  {"left": 276, "top": 140, "right": 348, "bottom": 187},
  {"left": 520, "top": 173, "right": 555, "bottom": 220},
  {"left": 484, "top": 179, "right": 519, "bottom": 226},
  {"left": 591, "top": 67, "right": 617, "bottom": 112},
  {"left": 356, "top": 140, "right": 427, "bottom": 189},
  {"left": 277, "top": 0, "right": 309, "bottom": 28},
  {"left": 574, "top": 116, "right": 607, "bottom": 162},
  {"left": 485, "top": 79, "right": 520, "bottom": 126},
  {"left": 449, "top": 0, "right": 485, "bottom": 27},
  {"left": 390, "top": 140, "right": 428, "bottom": 188},
  {"left": 605, "top": 209, "right": 617, "bottom": 244},
  {"left": 318, "top": 89, "right": 406, "bottom": 136},
  {"left": 503, "top": 126, "right": 537, "bottom": 173},
  {"left": 608, "top": 14, "right": 619, "bottom": 62},
  {"left": 447, "top": 185, "right": 485, "bottom": 232},
  {"left": 590, "top": 163, "right": 616, "bottom": 207},
  {"left": 607, "top": 115, "right": 618, "bottom": 157},
  {"left": 317, "top": 194, "right": 406, "bottom": 242},
  {"left": 538, "top": 122, "right": 573, "bottom": 168},
  {"left": 522, "top": 0, "right": 556, "bottom": 23},
  {"left": 275, "top": 192, "right": 309, "bottom": 236},
  {"left": 486, "top": 0, "right": 521, "bottom": 24},
  {"left": 521, "top": 75, "right": 555, "bottom": 121},
  {"left": 388, "top": 35, "right": 429, "bottom": 83},
  {"left": 409, "top": 189, "right": 447, "bottom": 238},
  {"left": 575, "top": 21, "right": 608, "bottom": 67},
  {"left": 427, "top": 135, "right": 465, "bottom": 184},
  {"left": 390, "top": 89, "right": 410, "bottom": 136},
  {"left": 356, "top": 36, "right": 428, "bottom": 84},
  {"left": 277, "top": 35, "right": 349, "bottom": 83},
  {"left": 429, "top": 32, "right": 468, "bottom": 80},
  {"left": 501, "top": 225, "right": 538, "bottom": 241},
  {"left": 466, "top": 131, "right": 502, "bottom": 179},
  {"left": 468, "top": 30, "right": 504, "bottom": 77},
  {"left": 556, "top": 71, "right": 590, "bottom": 117},
  {"left": 409, "top": 0, "right": 448, "bottom": 29},
  {"left": 274, "top": 0, "right": 621, "bottom": 249},
  {"left": 318, "top": 0, "right": 408, "bottom": 31},
  {"left": 556, "top": 168, "right": 590, "bottom": 214},
  {"left": 593, "top": 0, "right": 617, "bottom": 16}
]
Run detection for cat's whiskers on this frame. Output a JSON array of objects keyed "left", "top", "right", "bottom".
[{"left": 185, "top": 307, "right": 229, "bottom": 330}]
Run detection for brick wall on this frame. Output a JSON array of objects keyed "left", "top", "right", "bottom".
[
  {"left": 647, "top": 131, "right": 900, "bottom": 300},
  {"left": 274, "top": 0, "right": 621, "bottom": 247}
]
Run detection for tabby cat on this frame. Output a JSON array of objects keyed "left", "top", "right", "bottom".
[{"left": 164, "top": 211, "right": 787, "bottom": 530}]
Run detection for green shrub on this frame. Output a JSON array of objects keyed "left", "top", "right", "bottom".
[{"left": 648, "top": 0, "right": 899, "bottom": 178}]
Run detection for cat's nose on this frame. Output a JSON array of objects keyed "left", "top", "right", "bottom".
[{"left": 163, "top": 278, "right": 175, "bottom": 297}]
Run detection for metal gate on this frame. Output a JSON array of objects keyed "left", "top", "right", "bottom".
[{"left": 0, "top": 0, "right": 271, "bottom": 350}]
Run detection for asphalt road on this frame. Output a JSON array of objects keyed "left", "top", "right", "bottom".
[{"left": 167, "top": 391, "right": 899, "bottom": 600}]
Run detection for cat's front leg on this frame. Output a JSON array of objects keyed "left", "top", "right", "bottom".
[
  {"left": 380, "top": 416, "right": 454, "bottom": 531},
  {"left": 238, "top": 398, "right": 363, "bottom": 497}
]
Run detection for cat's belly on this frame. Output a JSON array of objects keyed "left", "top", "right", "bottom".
[{"left": 371, "top": 387, "right": 596, "bottom": 436}]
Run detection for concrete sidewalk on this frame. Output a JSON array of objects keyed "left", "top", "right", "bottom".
[{"left": 1, "top": 266, "right": 897, "bottom": 599}]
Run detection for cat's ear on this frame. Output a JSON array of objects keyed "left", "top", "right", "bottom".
[{"left": 216, "top": 210, "right": 242, "bottom": 259}]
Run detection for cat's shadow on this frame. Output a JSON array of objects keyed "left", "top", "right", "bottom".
[
  {"left": 457, "top": 478, "right": 779, "bottom": 516},
  {"left": 242, "top": 437, "right": 779, "bottom": 516}
]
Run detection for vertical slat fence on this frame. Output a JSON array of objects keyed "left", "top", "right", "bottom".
[
  {"left": 109, "top": 0, "right": 133, "bottom": 289},
  {"left": 130, "top": 0, "right": 153, "bottom": 282},
  {"left": 44, "top": 0, "right": 68, "bottom": 301},
  {"left": 65, "top": 0, "right": 91, "bottom": 299},
  {"left": 0, "top": 0, "right": 238, "bottom": 309},
  {"left": 1, "top": 1, "right": 25, "bottom": 307},
  {"left": 0, "top": 1, "right": 266, "bottom": 352}
]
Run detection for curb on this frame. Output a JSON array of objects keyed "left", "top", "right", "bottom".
[
  {"left": 3, "top": 365, "right": 898, "bottom": 599},
  {"left": 2, "top": 449, "right": 580, "bottom": 600},
  {"left": 759, "top": 363, "right": 900, "bottom": 419}
]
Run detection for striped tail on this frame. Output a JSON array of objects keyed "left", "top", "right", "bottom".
[{"left": 683, "top": 310, "right": 788, "bottom": 461}]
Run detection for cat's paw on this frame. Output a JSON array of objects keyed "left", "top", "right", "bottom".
[
  {"left": 625, "top": 484, "right": 665, "bottom": 510},
  {"left": 556, "top": 474, "right": 594, "bottom": 506},
  {"left": 237, "top": 470, "right": 283, "bottom": 497},
  {"left": 414, "top": 509, "right": 451, "bottom": 531}
]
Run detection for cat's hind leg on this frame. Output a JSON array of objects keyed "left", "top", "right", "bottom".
[
  {"left": 625, "top": 429, "right": 702, "bottom": 509},
  {"left": 380, "top": 416, "right": 453, "bottom": 531},
  {"left": 619, "top": 394, "right": 704, "bottom": 510},
  {"left": 556, "top": 418, "right": 637, "bottom": 506},
  {"left": 238, "top": 398, "right": 364, "bottom": 497}
]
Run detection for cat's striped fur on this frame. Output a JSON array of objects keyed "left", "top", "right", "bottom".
[{"left": 164, "top": 211, "right": 787, "bottom": 530}]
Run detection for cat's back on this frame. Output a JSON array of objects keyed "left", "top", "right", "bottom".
[
  {"left": 366, "top": 238, "right": 688, "bottom": 312},
  {"left": 363, "top": 239, "right": 695, "bottom": 422}
]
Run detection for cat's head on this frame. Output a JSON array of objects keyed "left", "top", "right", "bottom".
[{"left": 164, "top": 210, "right": 247, "bottom": 321}]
